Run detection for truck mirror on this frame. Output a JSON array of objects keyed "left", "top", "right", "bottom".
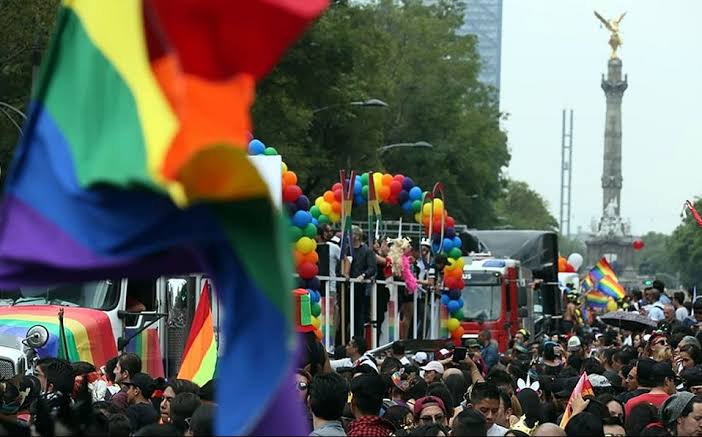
[{"left": 24, "top": 325, "right": 49, "bottom": 349}]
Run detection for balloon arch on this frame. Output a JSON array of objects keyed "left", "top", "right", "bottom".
[{"left": 248, "top": 139, "right": 466, "bottom": 344}]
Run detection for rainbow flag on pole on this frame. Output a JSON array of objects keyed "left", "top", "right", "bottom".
[
  {"left": 589, "top": 257, "right": 619, "bottom": 283},
  {"left": 585, "top": 290, "right": 609, "bottom": 308},
  {"left": 560, "top": 372, "right": 594, "bottom": 428},
  {"left": 178, "top": 280, "right": 217, "bottom": 385},
  {"left": 586, "top": 258, "right": 625, "bottom": 301},
  {"left": 597, "top": 275, "right": 625, "bottom": 301},
  {"left": 0, "top": 1, "right": 328, "bottom": 434}
]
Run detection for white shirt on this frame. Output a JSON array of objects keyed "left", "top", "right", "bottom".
[
  {"left": 487, "top": 423, "right": 508, "bottom": 436},
  {"left": 328, "top": 242, "right": 340, "bottom": 292},
  {"left": 677, "top": 306, "right": 690, "bottom": 322}
]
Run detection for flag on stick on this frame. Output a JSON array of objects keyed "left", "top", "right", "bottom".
[
  {"left": 177, "top": 280, "right": 217, "bottom": 386},
  {"left": 560, "top": 372, "right": 594, "bottom": 428}
]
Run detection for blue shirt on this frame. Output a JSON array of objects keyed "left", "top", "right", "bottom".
[{"left": 481, "top": 342, "right": 499, "bottom": 369}]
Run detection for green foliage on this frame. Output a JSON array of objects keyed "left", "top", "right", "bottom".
[
  {"left": 252, "top": 0, "right": 509, "bottom": 228},
  {"left": 0, "top": 0, "right": 59, "bottom": 182},
  {"left": 559, "top": 236, "right": 586, "bottom": 257},
  {"left": 669, "top": 199, "right": 702, "bottom": 287},
  {"left": 492, "top": 179, "right": 558, "bottom": 231}
]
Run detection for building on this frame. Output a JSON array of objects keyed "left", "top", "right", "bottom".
[{"left": 458, "top": 0, "right": 503, "bottom": 97}]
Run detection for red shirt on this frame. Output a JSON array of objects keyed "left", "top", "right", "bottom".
[
  {"left": 347, "top": 416, "right": 394, "bottom": 437},
  {"left": 624, "top": 392, "right": 670, "bottom": 418}
]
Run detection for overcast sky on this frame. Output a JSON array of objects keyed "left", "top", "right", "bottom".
[{"left": 501, "top": 0, "right": 702, "bottom": 236}]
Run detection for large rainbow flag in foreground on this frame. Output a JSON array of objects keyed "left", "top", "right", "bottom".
[{"left": 0, "top": 0, "right": 328, "bottom": 434}]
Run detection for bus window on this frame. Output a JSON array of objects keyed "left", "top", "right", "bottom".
[{"left": 126, "top": 279, "right": 157, "bottom": 312}]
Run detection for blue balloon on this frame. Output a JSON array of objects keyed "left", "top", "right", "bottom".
[
  {"left": 304, "top": 277, "right": 320, "bottom": 291},
  {"left": 309, "top": 290, "right": 321, "bottom": 303},
  {"left": 452, "top": 236, "right": 462, "bottom": 250},
  {"left": 248, "top": 139, "right": 265, "bottom": 155},
  {"left": 311, "top": 218, "right": 319, "bottom": 225},
  {"left": 447, "top": 300, "right": 460, "bottom": 313},
  {"left": 401, "top": 200, "right": 413, "bottom": 212},
  {"left": 292, "top": 210, "right": 312, "bottom": 228},
  {"left": 432, "top": 242, "right": 441, "bottom": 253},
  {"left": 355, "top": 194, "right": 366, "bottom": 205},
  {"left": 445, "top": 227, "right": 456, "bottom": 239},
  {"left": 443, "top": 238, "right": 454, "bottom": 253},
  {"left": 354, "top": 181, "right": 362, "bottom": 195},
  {"left": 286, "top": 202, "right": 297, "bottom": 215},
  {"left": 409, "top": 186, "right": 422, "bottom": 201},
  {"left": 440, "top": 294, "right": 450, "bottom": 306},
  {"left": 457, "top": 298, "right": 464, "bottom": 309},
  {"left": 402, "top": 177, "right": 415, "bottom": 191}
]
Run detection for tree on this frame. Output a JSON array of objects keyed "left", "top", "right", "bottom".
[
  {"left": 669, "top": 199, "right": 702, "bottom": 288},
  {"left": 492, "top": 179, "right": 558, "bottom": 231},
  {"left": 559, "top": 236, "right": 586, "bottom": 258}
]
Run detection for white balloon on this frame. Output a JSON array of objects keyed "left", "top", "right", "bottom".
[{"left": 568, "top": 253, "right": 584, "bottom": 270}]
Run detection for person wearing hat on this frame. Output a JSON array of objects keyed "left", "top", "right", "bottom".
[
  {"left": 661, "top": 392, "right": 702, "bottom": 436},
  {"left": 413, "top": 396, "right": 448, "bottom": 427},
  {"left": 624, "top": 361, "right": 675, "bottom": 418},
  {"left": 680, "top": 367, "right": 702, "bottom": 396},
  {"left": 566, "top": 335, "right": 584, "bottom": 358},
  {"left": 413, "top": 351, "right": 429, "bottom": 367},
  {"left": 420, "top": 361, "right": 444, "bottom": 384},
  {"left": 123, "top": 373, "right": 159, "bottom": 432}
]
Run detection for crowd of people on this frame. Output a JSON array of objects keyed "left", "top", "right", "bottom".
[
  {"left": 298, "top": 280, "right": 702, "bottom": 436},
  {"left": 0, "top": 353, "right": 215, "bottom": 436}
]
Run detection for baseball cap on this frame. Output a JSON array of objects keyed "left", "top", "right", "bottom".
[
  {"left": 661, "top": 392, "right": 696, "bottom": 425},
  {"left": 414, "top": 351, "right": 429, "bottom": 365},
  {"left": 413, "top": 396, "right": 447, "bottom": 421},
  {"left": 420, "top": 361, "right": 445, "bottom": 375},
  {"left": 554, "top": 377, "right": 579, "bottom": 399},
  {"left": 681, "top": 367, "right": 702, "bottom": 389},
  {"left": 589, "top": 374, "right": 612, "bottom": 389},
  {"left": 122, "top": 373, "right": 155, "bottom": 398},
  {"left": 567, "top": 336, "right": 581, "bottom": 351},
  {"left": 652, "top": 362, "right": 675, "bottom": 380}
]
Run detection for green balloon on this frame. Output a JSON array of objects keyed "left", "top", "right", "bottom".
[
  {"left": 451, "top": 308, "right": 464, "bottom": 320},
  {"left": 361, "top": 173, "right": 369, "bottom": 185},
  {"left": 412, "top": 199, "right": 422, "bottom": 212},
  {"left": 318, "top": 214, "right": 331, "bottom": 224},
  {"left": 289, "top": 226, "right": 303, "bottom": 242},
  {"left": 264, "top": 147, "right": 278, "bottom": 156},
  {"left": 362, "top": 185, "right": 369, "bottom": 197},
  {"left": 449, "top": 247, "right": 462, "bottom": 259},
  {"left": 303, "top": 223, "right": 318, "bottom": 238},
  {"left": 311, "top": 302, "right": 321, "bottom": 318},
  {"left": 310, "top": 205, "right": 321, "bottom": 218}
]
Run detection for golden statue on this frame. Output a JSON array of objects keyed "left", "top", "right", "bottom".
[{"left": 594, "top": 11, "right": 626, "bottom": 59}]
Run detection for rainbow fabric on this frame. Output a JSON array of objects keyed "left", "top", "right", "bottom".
[
  {"left": 0, "top": 306, "right": 116, "bottom": 367},
  {"left": 125, "top": 328, "right": 164, "bottom": 378},
  {"left": 597, "top": 275, "right": 625, "bottom": 301},
  {"left": 589, "top": 257, "right": 619, "bottom": 283},
  {"left": 585, "top": 290, "right": 609, "bottom": 307},
  {"left": 177, "top": 281, "right": 217, "bottom": 386},
  {"left": 0, "top": 1, "right": 328, "bottom": 434},
  {"left": 560, "top": 372, "right": 594, "bottom": 428}
]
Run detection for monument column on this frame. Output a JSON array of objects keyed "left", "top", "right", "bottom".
[{"left": 601, "top": 59, "right": 627, "bottom": 216}]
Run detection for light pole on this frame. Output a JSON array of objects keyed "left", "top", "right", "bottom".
[
  {"left": 378, "top": 141, "right": 434, "bottom": 153},
  {"left": 313, "top": 98, "right": 388, "bottom": 114}
]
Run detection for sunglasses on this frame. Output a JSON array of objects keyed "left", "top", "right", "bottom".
[{"left": 654, "top": 340, "right": 669, "bottom": 346}]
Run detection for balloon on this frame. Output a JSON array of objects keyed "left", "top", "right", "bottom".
[
  {"left": 452, "top": 326, "right": 465, "bottom": 341},
  {"left": 633, "top": 240, "right": 645, "bottom": 251},
  {"left": 248, "top": 139, "right": 265, "bottom": 155},
  {"left": 393, "top": 174, "right": 405, "bottom": 183},
  {"left": 304, "top": 251, "right": 319, "bottom": 265},
  {"left": 310, "top": 205, "right": 321, "bottom": 218},
  {"left": 378, "top": 186, "right": 391, "bottom": 201},
  {"left": 298, "top": 262, "right": 318, "bottom": 279},
  {"left": 285, "top": 202, "right": 297, "bottom": 215},
  {"left": 382, "top": 174, "right": 393, "bottom": 186},
  {"left": 398, "top": 190, "right": 410, "bottom": 204},
  {"left": 432, "top": 242, "right": 441, "bottom": 254},
  {"left": 390, "top": 180, "right": 402, "bottom": 195},
  {"left": 447, "top": 318, "right": 460, "bottom": 332},
  {"left": 309, "top": 290, "right": 320, "bottom": 303},
  {"left": 329, "top": 212, "right": 340, "bottom": 223},
  {"left": 296, "top": 237, "right": 317, "bottom": 254},
  {"left": 264, "top": 146, "right": 278, "bottom": 156},
  {"left": 311, "top": 218, "right": 318, "bottom": 225},
  {"left": 452, "top": 237, "right": 462, "bottom": 251},
  {"left": 409, "top": 186, "right": 422, "bottom": 201},
  {"left": 292, "top": 210, "right": 312, "bottom": 228},
  {"left": 444, "top": 276, "right": 462, "bottom": 290},
  {"left": 373, "top": 173, "right": 383, "bottom": 189},
  {"left": 446, "top": 216, "right": 455, "bottom": 228},
  {"left": 361, "top": 186, "right": 369, "bottom": 198},
  {"left": 355, "top": 195, "right": 365, "bottom": 205},
  {"left": 333, "top": 189, "right": 342, "bottom": 202},
  {"left": 311, "top": 302, "right": 321, "bottom": 317},
  {"left": 361, "top": 173, "right": 369, "bottom": 185},
  {"left": 447, "top": 300, "right": 460, "bottom": 313},
  {"left": 412, "top": 200, "right": 422, "bottom": 212},
  {"left": 315, "top": 196, "right": 324, "bottom": 207},
  {"left": 565, "top": 263, "right": 576, "bottom": 273},
  {"left": 445, "top": 227, "right": 456, "bottom": 239},
  {"left": 440, "top": 294, "right": 450, "bottom": 306},
  {"left": 319, "top": 202, "right": 332, "bottom": 216},
  {"left": 323, "top": 191, "right": 335, "bottom": 203},
  {"left": 443, "top": 238, "right": 454, "bottom": 253},
  {"left": 295, "top": 195, "right": 310, "bottom": 211},
  {"left": 402, "top": 200, "right": 413, "bottom": 212},
  {"left": 318, "top": 215, "right": 330, "bottom": 224},
  {"left": 448, "top": 247, "right": 462, "bottom": 259},
  {"left": 414, "top": 212, "right": 422, "bottom": 223},
  {"left": 294, "top": 250, "right": 305, "bottom": 266},
  {"left": 558, "top": 256, "right": 568, "bottom": 272},
  {"left": 332, "top": 201, "right": 342, "bottom": 214},
  {"left": 606, "top": 298, "right": 618, "bottom": 312},
  {"left": 448, "top": 289, "right": 462, "bottom": 300},
  {"left": 289, "top": 226, "right": 303, "bottom": 242},
  {"left": 283, "top": 171, "right": 297, "bottom": 186},
  {"left": 304, "top": 277, "right": 321, "bottom": 291},
  {"left": 458, "top": 298, "right": 464, "bottom": 309},
  {"left": 332, "top": 182, "right": 343, "bottom": 191},
  {"left": 402, "top": 177, "right": 415, "bottom": 190},
  {"left": 448, "top": 258, "right": 464, "bottom": 271},
  {"left": 451, "top": 308, "right": 464, "bottom": 320},
  {"left": 567, "top": 253, "right": 584, "bottom": 270},
  {"left": 354, "top": 181, "right": 362, "bottom": 195},
  {"left": 432, "top": 199, "right": 444, "bottom": 216},
  {"left": 311, "top": 316, "right": 321, "bottom": 330},
  {"left": 281, "top": 161, "right": 288, "bottom": 173},
  {"left": 423, "top": 202, "right": 432, "bottom": 216},
  {"left": 283, "top": 185, "right": 302, "bottom": 203},
  {"left": 303, "top": 223, "right": 318, "bottom": 239}
]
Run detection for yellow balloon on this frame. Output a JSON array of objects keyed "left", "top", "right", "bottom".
[
  {"left": 447, "top": 258, "right": 464, "bottom": 271},
  {"left": 315, "top": 196, "right": 324, "bottom": 207},
  {"left": 319, "top": 201, "right": 332, "bottom": 216},
  {"left": 606, "top": 298, "right": 618, "bottom": 313},
  {"left": 433, "top": 198, "right": 444, "bottom": 215},
  {"left": 296, "top": 237, "right": 317, "bottom": 254},
  {"left": 422, "top": 202, "right": 432, "bottom": 216},
  {"left": 281, "top": 161, "right": 288, "bottom": 173},
  {"left": 329, "top": 212, "right": 341, "bottom": 223},
  {"left": 373, "top": 172, "right": 382, "bottom": 189},
  {"left": 414, "top": 212, "right": 422, "bottom": 223},
  {"left": 447, "top": 318, "right": 460, "bottom": 332},
  {"left": 311, "top": 316, "right": 321, "bottom": 329}
]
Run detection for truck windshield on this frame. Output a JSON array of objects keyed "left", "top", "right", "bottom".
[
  {"left": 0, "top": 280, "right": 119, "bottom": 310},
  {"left": 460, "top": 271, "right": 502, "bottom": 321}
]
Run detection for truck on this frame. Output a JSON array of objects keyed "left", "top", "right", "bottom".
[{"left": 0, "top": 275, "right": 220, "bottom": 378}]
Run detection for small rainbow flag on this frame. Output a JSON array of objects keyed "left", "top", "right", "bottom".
[
  {"left": 589, "top": 257, "right": 618, "bottom": 283},
  {"left": 560, "top": 373, "right": 594, "bottom": 428},
  {"left": 582, "top": 275, "right": 594, "bottom": 291},
  {"left": 177, "top": 280, "right": 217, "bottom": 386},
  {"left": 125, "top": 328, "right": 164, "bottom": 378},
  {"left": 598, "top": 275, "right": 625, "bottom": 301},
  {"left": 586, "top": 290, "right": 609, "bottom": 307}
]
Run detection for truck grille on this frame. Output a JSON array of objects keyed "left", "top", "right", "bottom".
[{"left": 0, "top": 359, "right": 15, "bottom": 379}]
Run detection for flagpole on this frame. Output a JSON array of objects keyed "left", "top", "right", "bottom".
[{"left": 58, "top": 308, "right": 70, "bottom": 360}]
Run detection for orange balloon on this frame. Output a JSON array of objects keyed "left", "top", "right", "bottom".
[
  {"left": 283, "top": 171, "right": 297, "bottom": 186},
  {"left": 332, "top": 201, "right": 342, "bottom": 214},
  {"left": 323, "top": 190, "right": 335, "bottom": 203},
  {"left": 314, "top": 328, "right": 323, "bottom": 341},
  {"left": 558, "top": 256, "right": 567, "bottom": 272},
  {"left": 293, "top": 250, "right": 305, "bottom": 266},
  {"left": 304, "top": 251, "right": 319, "bottom": 264},
  {"left": 378, "top": 185, "right": 391, "bottom": 201},
  {"left": 382, "top": 174, "right": 393, "bottom": 186}
]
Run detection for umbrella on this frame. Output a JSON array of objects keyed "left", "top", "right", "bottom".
[{"left": 600, "top": 311, "right": 658, "bottom": 331}]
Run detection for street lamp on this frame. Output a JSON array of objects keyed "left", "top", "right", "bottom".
[
  {"left": 378, "top": 141, "right": 434, "bottom": 152},
  {"left": 313, "top": 98, "right": 388, "bottom": 114}
]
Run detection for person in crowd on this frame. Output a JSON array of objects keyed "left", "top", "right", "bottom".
[
  {"left": 541, "top": 342, "right": 564, "bottom": 376},
  {"left": 160, "top": 379, "right": 200, "bottom": 424},
  {"left": 664, "top": 305, "right": 683, "bottom": 333},
  {"left": 343, "top": 226, "right": 377, "bottom": 338},
  {"left": 465, "top": 382, "right": 505, "bottom": 436},
  {"left": 426, "top": 383, "right": 454, "bottom": 421},
  {"left": 413, "top": 396, "right": 448, "bottom": 428},
  {"left": 110, "top": 353, "right": 142, "bottom": 411},
  {"left": 626, "top": 402, "right": 660, "bottom": 436},
  {"left": 601, "top": 416, "right": 626, "bottom": 437},
  {"left": 564, "top": 411, "right": 604, "bottom": 437},
  {"left": 347, "top": 373, "right": 394, "bottom": 436},
  {"left": 309, "top": 372, "right": 349, "bottom": 436},
  {"left": 444, "top": 374, "right": 467, "bottom": 410},
  {"left": 596, "top": 393, "right": 624, "bottom": 422},
  {"left": 392, "top": 342, "right": 411, "bottom": 366},
  {"left": 408, "top": 422, "right": 450, "bottom": 436},
  {"left": 188, "top": 404, "right": 215, "bottom": 437},
  {"left": 677, "top": 344, "right": 702, "bottom": 371},
  {"left": 108, "top": 414, "right": 132, "bottom": 437},
  {"left": 478, "top": 330, "right": 499, "bottom": 370},
  {"left": 680, "top": 367, "right": 702, "bottom": 396},
  {"left": 198, "top": 379, "right": 216, "bottom": 405},
  {"left": 450, "top": 408, "right": 486, "bottom": 436},
  {"left": 660, "top": 392, "right": 702, "bottom": 437},
  {"left": 169, "top": 392, "right": 201, "bottom": 435},
  {"left": 532, "top": 423, "right": 567, "bottom": 436},
  {"left": 674, "top": 291, "right": 690, "bottom": 322},
  {"left": 495, "top": 388, "right": 515, "bottom": 429},
  {"left": 331, "top": 336, "right": 369, "bottom": 371},
  {"left": 134, "top": 423, "right": 181, "bottom": 436},
  {"left": 625, "top": 361, "right": 675, "bottom": 417},
  {"left": 103, "top": 356, "right": 121, "bottom": 399},
  {"left": 420, "top": 361, "right": 444, "bottom": 384},
  {"left": 653, "top": 280, "right": 671, "bottom": 306},
  {"left": 644, "top": 288, "right": 666, "bottom": 322},
  {"left": 383, "top": 404, "right": 413, "bottom": 433},
  {"left": 122, "top": 372, "right": 159, "bottom": 432},
  {"left": 567, "top": 336, "right": 584, "bottom": 358}
]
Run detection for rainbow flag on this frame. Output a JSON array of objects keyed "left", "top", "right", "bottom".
[
  {"left": 178, "top": 280, "right": 217, "bottom": 385},
  {"left": 0, "top": 1, "right": 328, "bottom": 434},
  {"left": 582, "top": 274, "right": 594, "bottom": 291},
  {"left": 125, "top": 328, "right": 164, "bottom": 378},
  {"left": 560, "top": 372, "right": 594, "bottom": 428},
  {"left": 598, "top": 275, "right": 625, "bottom": 301},
  {"left": 589, "top": 257, "right": 618, "bottom": 283},
  {"left": 0, "top": 306, "right": 117, "bottom": 366},
  {"left": 585, "top": 290, "right": 609, "bottom": 308}
]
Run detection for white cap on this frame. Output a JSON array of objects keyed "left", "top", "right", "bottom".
[
  {"left": 414, "top": 351, "right": 429, "bottom": 365},
  {"left": 420, "top": 238, "right": 431, "bottom": 247},
  {"left": 420, "top": 361, "right": 445, "bottom": 375},
  {"left": 589, "top": 374, "right": 611, "bottom": 388},
  {"left": 399, "top": 356, "right": 411, "bottom": 366},
  {"left": 567, "top": 336, "right": 582, "bottom": 351}
]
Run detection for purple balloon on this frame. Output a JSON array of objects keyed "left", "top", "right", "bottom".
[
  {"left": 445, "top": 227, "right": 456, "bottom": 238},
  {"left": 402, "top": 177, "right": 415, "bottom": 190},
  {"left": 295, "top": 195, "right": 310, "bottom": 211},
  {"left": 398, "top": 190, "right": 410, "bottom": 204},
  {"left": 304, "top": 277, "right": 321, "bottom": 291},
  {"left": 286, "top": 202, "right": 298, "bottom": 215}
]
